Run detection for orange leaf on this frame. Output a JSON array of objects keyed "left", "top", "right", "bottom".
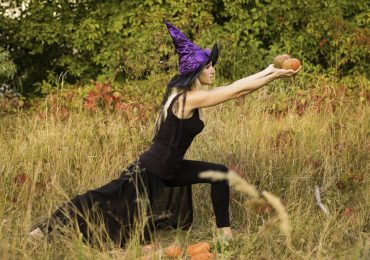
[{"left": 14, "top": 173, "right": 28, "bottom": 185}]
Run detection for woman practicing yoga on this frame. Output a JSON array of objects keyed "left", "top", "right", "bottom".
[{"left": 30, "top": 19, "right": 301, "bottom": 248}]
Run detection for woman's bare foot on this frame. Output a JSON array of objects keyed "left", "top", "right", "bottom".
[
  {"left": 30, "top": 227, "right": 45, "bottom": 240},
  {"left": 217, "top": 227, "right": 233, "bottom": 240}
]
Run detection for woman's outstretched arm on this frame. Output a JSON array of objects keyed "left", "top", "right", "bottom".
[
  {"left": 187, "top": 65, "right": 301, "bottom": 109},
  {"left": 240, "top": 64, "right": 275, "bottom": 82}
]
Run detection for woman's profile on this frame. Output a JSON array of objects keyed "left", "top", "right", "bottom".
[{"left": 30, "top": 19, "right": 301, "bottom": 248}]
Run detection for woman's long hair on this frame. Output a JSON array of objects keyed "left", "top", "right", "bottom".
[{"left": 152, "top": 79, "right": 200, "bottom": 142}]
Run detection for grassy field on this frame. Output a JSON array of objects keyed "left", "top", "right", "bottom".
[{"left": 0, "top": 77, "right": 369, "bottom": 259}]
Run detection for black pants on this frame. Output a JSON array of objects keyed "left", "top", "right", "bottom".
[{"left": 162, "top": 159, "right": 230, "bottom": 228}]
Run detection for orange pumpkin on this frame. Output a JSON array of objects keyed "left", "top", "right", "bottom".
[
  {"left": 165, "top": 245, "right": 182, "bottom": 258},
  {"left": 186, "top": 242, "right": 211, "bottom": 256},
  {"left": 191, "top": 252, "right": 216, "bottom": 260},
  {"left": 273, "top": 54, "right": 291, "bottom": 68},
  {"left": 282, "top": 58, "right": 301, "bottom": 70},
  {"left": 141, "top": 243, "right": 157, "bottom": 254}
]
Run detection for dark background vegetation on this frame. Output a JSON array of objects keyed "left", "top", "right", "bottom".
[{"left": 0, "top": 0, "right": 368, "bottom": 96}]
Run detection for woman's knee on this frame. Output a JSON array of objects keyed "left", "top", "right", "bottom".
[{"left": 208, "top": 164, "right": 229, "bottom": 185}]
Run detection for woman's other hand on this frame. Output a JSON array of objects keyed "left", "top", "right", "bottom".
[{"left": 264, "top": 64, "right": 276, "bottom": 75}]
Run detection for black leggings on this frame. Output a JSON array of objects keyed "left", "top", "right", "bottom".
[{"left": 161, "top": 159, "right": 230, "bottom": 228}]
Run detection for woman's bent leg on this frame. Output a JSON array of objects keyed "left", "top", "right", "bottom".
[{"left": 162, "top": 160, "right": 230, "bottom": 228}]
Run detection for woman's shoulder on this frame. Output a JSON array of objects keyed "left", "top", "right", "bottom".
[
  {"left": 171, "top": 92, "right": 200, "bottom": 119},
  {"left": 164, "top": 90, "right": 204, "bottom": 119}
]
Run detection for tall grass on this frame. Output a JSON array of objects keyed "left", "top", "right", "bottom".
[{"left": 0, "top": 79, "right": 369, "bottom": 259}]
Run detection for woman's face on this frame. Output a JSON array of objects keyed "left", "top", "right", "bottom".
[{"left": 198, "top": 62, "right": 215, "bottom": 85}]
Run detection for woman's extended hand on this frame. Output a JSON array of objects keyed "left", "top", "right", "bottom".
[{"left": 269, "top": 65, "right": 302, "bottom": 79}]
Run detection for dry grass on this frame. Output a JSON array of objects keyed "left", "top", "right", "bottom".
[
  {"left": 199, "top": 170, "right": 259, "bottom": 198},
  {"left": 0, "top": 82, "right": 369, "bottom": 259}
]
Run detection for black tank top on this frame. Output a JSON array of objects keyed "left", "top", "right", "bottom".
[{"left": 139, "top": 93, "right": 205, "bottom": 179}]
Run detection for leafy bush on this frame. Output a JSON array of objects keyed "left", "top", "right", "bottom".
[
  {"left": 0, "top": 0, "right": 368, "bottom": 94},
  {"left": 0, "top": 48, "right": 16, "bottom": 83},
  {"left": 0, "top": 47, "right": 24, "bottom": 113}
]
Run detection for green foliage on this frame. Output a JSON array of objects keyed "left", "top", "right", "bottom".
[
  {"left": 0, "top": 48, "right": 17, "bottom": 83},
  {"left": 0, "top": 0, "right": 368, "bottom": 94}
]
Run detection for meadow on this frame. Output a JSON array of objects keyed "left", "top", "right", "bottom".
[{"left": 0, "top": 74, "right": 369, "bottom": 259}]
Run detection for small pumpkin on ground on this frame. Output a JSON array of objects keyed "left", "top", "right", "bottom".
[
  {"left": 141, "top": 243, "right": 158, "bottom": 254},
  {"left": 165, "top": 245, "right": 182, "bottom": 258},
  {"left": 186, "top": 242, "right": 211, "bottom": 256},
  {"left": 190, "top": 252, "right": 216, "bottom": 260}
]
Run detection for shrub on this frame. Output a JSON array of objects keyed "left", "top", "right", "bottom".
[
  {"left": 0, "top": 48, "right": 16, "bottom": 83},
  {"left": 0, "top": 1, "right": 368, "bottom": 94}
]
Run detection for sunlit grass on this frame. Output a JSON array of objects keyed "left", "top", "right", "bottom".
[{"left": 0, "top": 79, "right": 369, "bottom": 259}]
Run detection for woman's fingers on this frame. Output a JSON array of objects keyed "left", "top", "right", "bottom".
[
  {"left": 276, "top": 69, "right": 294, "bottom": 78},
  {"left": 270, "top": 65, "right": 302, "bottom": 79},
  {"left": 281, "top": 66, "right": 302, "bottom": 77},
  {"left": 292, "top": 66, "right": 302, "bottom": 74}
]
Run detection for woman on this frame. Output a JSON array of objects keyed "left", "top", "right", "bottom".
[{"left": 30, "top": 20, "right": 301, "bottom": 248}]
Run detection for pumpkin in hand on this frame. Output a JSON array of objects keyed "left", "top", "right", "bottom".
[
  {"left": 273, "top": 54, "right": 291, "bottom": 69},
  {"left": 282, "top": 58, "right": 301, "bottom": 71}
]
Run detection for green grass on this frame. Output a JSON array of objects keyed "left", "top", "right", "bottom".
[{"left": 0, "top": 78, "right": 369, "bottom": 259}]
